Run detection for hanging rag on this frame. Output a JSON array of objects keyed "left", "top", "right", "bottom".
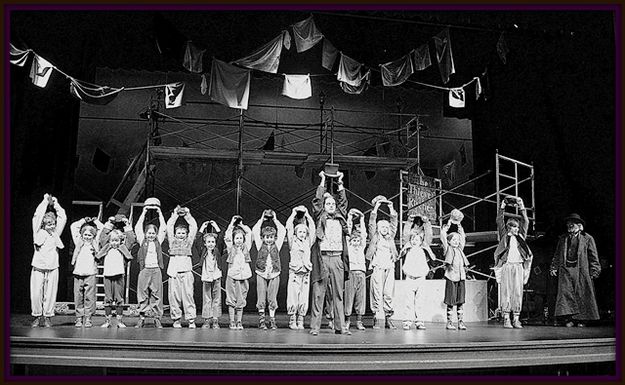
[
  {"left": 234, "top": 33, "right": 284, "bottom": 74},
  {"left": 322, "top": 38, "right": 338, "bottom": 70},
  {"left": 380, "top": 53, "right": 414, "bottom": 87},
  {"left": 413, "top": 43, "right": 432, "bottom": 71},
  {"left": 292, "top": 16, "right": 324, "bottom": 53},
  {"left": 282, "top": 74, "right": 312, "bottom": 99},
  {"left": 165, "top": 82, "right": 185, "bottom": 109},
  {"left": 200, "top": 74, "right": 208, "bottom": 95},
  {"left": 29, "top": 54, "right": 54, "bottom": 88},
  {"left": 282, "top": 30, "right": 291, "bottom": 50},
  {"left": 449, "top": 88, "right": 465, "bottom": 108},
  {"left": 337, "top": 52, "right": 363, "bottom": 87},
  {"left": 433, "top": 28, "right": 456, "bottom": 84},
  {"left": 183, "top": 41, "right": 206, "bottom": 73},
  {"left": 10, "top": 43, "right": 31, "bottom": 67},
  {"left": 69, "top": 78, "right": 124, "bottom": 105},
  {"left": 340, "top": 70, "right": 371, "bottom": 95},
  {"left": 209, "top": 58, "right": 251, "bottom": 110}
]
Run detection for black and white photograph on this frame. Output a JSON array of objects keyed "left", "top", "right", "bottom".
[{"left": 6, "top": 3, "right": 621, "bottom": 378}]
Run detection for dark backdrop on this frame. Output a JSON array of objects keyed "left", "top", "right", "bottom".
[{"left": 8, "top": 9, "right": 617, "bottom": 315}]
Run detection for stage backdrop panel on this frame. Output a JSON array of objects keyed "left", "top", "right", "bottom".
[{"left": 393, "top": 279, "right": 487, "bottom": 322}]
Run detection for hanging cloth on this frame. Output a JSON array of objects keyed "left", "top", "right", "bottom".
[
  {"left": 497, "top": 32, "right": 509, "bottom": 64},
  {"left": 413, "top": 43, "right": 432, "bottom": 71},
  {"left": 209, "top": 58, "right": 251, "bottom": 110},
  {"left": 433, "top": 28, "right": 456, "bottom": 84},
  {"left": 200, "top": 74, "right": 208, "bottom": 95},
  {"left": 29, "top": 54, "right": 54, "bottom": 88},
  {"left": 183, "top": 41, "right": 206, "bottom": 73},
  {"left": 292, "top": 16, "right": 324, "bottom": 53},
  {"left": 474, "top": 77, "right": 483, "bottom": 100},
  {"left": 282, "top": 74, "right": 312, "bottom": 100},
  {"left": 234, "top": 33, "right": 284, "bottom": 74},
  {"left": 69, "top": 78, "right": 124, "bottom": 105},
  {"left": 10, "top": 43, "right": 31, "bottom": 67},
  {"left": 165, "top": 82, "right": 185, "bottom": 109},
  {"left": 337, "top": 52, "right": 363, "bottom": 87},
  {"left": 340, "top": 70, "right": 371, "bottom": 95},
  {"left": 380, "top": 53, "right": 414, "bottom": 87},
  {"left": 322, "top": 38, "right": 338, "bottom": 71},
  {"left": 282, "top": 30, "right": 291, "bottom": 50},
  {"left": 448, "top": 88, "right": 465, "bottom": 108}
]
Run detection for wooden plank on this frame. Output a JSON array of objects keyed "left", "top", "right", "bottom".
[{"left": 149, "top": 146, "right": 415, "bottom": 169}]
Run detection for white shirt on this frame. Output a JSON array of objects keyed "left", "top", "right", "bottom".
[
  {"left": 320, "top": 219, "right": 343, "bottom": 252},
  {"left": 73, "top": 244, "right": 97, "bottom": 276},
  {"left": 103, "top": 248, "right": 125, "bottom": 277},
  {"left": 348, "top": 244, "right": 366, "bottom": 272},
  {"left": 32, "top": 230, "right": 63, "bottom": 270},
  {"left": 289, "top": 239, "right": 312, "bottom": 273},
  {"left": 228, "top": 248, "right": 252, "bottom": 280},
  {"left": 144, "top": 242, "right": 159, "bottom": 268},
  {"left": 201, "top": 250, "right": 222, "bottom": 282},
  {"left": 371, "top": 237, "right": 395, "bottom": 269},
  {"left": 402, "top": 246, "right": 429, "bottom": 278},
  {"left": 507, "top": 236, "right": 523, "bottom": 263}
]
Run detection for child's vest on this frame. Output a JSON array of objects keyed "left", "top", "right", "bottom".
[
  {"left": 137, "top": 239, "right": 164, "bottom": 270},
  {"left": 96, "top": 243, "right": 133, "bottom": 276},
  {"left": 443, "top": 247, "right": 470, "bottom": 282},
  {"left": 256, "top": 243, "right": 281, "bottom": 275}
]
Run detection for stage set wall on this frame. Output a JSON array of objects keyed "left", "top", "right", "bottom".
[{"left": 66, "top": 67, "right": 476, "bottom": 315}]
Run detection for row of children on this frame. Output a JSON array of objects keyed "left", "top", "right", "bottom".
[{"left": 30, "top": 173, "right": 531, "bottom": 332}]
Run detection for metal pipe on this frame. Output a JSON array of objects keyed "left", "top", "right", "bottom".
[{"left": 236, "top": 109, "right": 244, "bottom": 214}]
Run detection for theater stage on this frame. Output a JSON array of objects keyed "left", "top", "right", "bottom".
[{"left": 9, "top": 314, "right": 616, "bottom": 376}]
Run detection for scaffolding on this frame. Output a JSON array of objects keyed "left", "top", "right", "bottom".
[{"left": 100, "top": 92, "right": 535, "bottom": 318}]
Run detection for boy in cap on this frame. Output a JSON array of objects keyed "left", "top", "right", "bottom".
[
  {"left": 440, "top": 212, "right": 469, "bottom": 330},
  {"left": 70, "top": 216, "right": 104, "bottom": 327},
  {"left": 550, "top": 213, "right": 601, "bottom": 327}
]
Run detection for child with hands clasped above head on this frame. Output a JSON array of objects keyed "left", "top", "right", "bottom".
[
  {"left": 70, "top": 215, "right": 104, "bottom": 328},
  {"left": 96, "top": 214, "right": 136, "bottom": 328},
  {"left": 30, "top": 194, "right": 67, "bottom": 328},
  {"left": 344, "top": 208, "right": 368, "bottom": 330},
  {"left": 134, "top": 198, "right": 167, "bottom": 328},
  {"left": 224, "top": 215, "right": 253, "bottom": 330},
  {"left": 166, "top": 205, "right": 198, "bottom": 328},
  {"left": 439, "top": 210, "right": 470, "bottom": 331},
  {"left": 400, "top": 231, "right": 437, "bottom": 330},
  {"left": 366, "top": 196, "right": 399, "bottom": 330},
  {"left": 252, "top": 210, "right": 286, "bottom": 330},
  {"left": 197, "top": 219, "right": 223, "bottom": 329},
  {"left": 285, "top": 206, "right": 316, "bottom": 329}
]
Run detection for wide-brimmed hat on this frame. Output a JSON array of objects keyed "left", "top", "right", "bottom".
[
  {"left": 565, "top": 213, "right": 585, "bottom": 226},
  {"left": 450, "top": 209, "right": 464, "bottom": 224}
]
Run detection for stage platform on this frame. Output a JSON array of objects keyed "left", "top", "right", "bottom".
[{"left": 9, "top": 314, "right": 616, "bottom": 375}]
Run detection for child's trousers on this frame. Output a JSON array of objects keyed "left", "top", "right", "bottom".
[
  {"left": 344, "top": 270, "right": 366, "bottom": 317},
  {"left": 73, "top": 274, "right": 96, "bottom": 318},
  {"left": 404, "top": 275, "right": 425, "bottom": 321},
  {"left": 30, "top": 267, "right": 59, "bottom": 317},
  {"left": 137, "top": 267, "right": 164, "bottom": 318},
  {"left": 370, "top": 267, "right": 395, "bottom": 317},
  {"left": 225, "top": 276, "right": 249, "bottom": 309},
  {"left": 168, "top": 271, "right": 196, "bottom": 321},
  {"left": 202, "top": 278, "right": 222, "bottom": 319},
  {"left": 256, "top": 275, "right": 279, "bottom": 312},
  {"left": 287, "top": 270, "right": 310, "bottom": 316}
]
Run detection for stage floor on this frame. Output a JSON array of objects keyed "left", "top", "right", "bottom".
[{"left": 9, "top": 314, "right": 617, "bottom": 375}]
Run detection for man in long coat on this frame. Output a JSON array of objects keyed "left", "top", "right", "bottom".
[{"left": 549, "top": 213, "right": 601, "bottom": 327}]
